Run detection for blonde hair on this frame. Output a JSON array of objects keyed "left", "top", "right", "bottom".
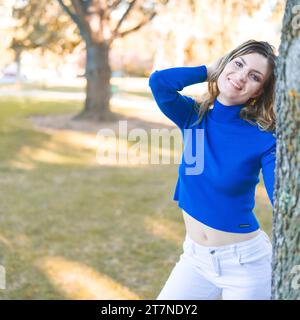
[{"left": 192, "top": 39, "right": 277, "bottom": 132}]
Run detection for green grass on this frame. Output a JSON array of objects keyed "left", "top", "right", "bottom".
[
  {"left": 0, "top": 94, "right": 273, "bottom": 299},
  {"left": 0, "top": 83, "right": 85, "bottom": 93},
  {"left": 0, "top": 82, "right": 153, "bottom": 98}
]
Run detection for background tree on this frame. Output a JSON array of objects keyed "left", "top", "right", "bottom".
[
  {"left": 151, "top": 0, "right": 283, "bottom": 73},
  {"left": 56, "top": 0, "right": 168, "bottom": 121},
  {"left": 11, "top": 0, "right": 81, "bottom": 82},
  {"left": 272, "top": 0, "right": 300, "bottom": 300}
]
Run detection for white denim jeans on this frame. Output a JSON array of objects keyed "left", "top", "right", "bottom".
[{"left": 156, "top": 229, "right": 272, "bottom": 300}]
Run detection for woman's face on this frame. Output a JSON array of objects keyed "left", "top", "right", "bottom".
[{"left": 217, "top": 52, "right": 271, "bottom": 105}]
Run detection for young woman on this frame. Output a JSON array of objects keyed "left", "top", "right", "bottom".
[{"left": 148, "top": 39, "right": 277, "bottom": 300}]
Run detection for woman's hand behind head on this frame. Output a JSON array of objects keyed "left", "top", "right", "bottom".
[{"left": 207, "top": 55, "right": 226, "bottom": 81}]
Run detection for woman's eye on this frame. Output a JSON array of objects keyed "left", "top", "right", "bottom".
[
  {"left": 235, "top": 61, "right": 242, "bottom": 67},
  {"left": 251, "top": 74, "right": 260, "bottom": 82}
]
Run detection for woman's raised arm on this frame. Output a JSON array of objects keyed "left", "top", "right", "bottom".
[{"left": 148, "top": 65, "right": 207, "bottom": 129}]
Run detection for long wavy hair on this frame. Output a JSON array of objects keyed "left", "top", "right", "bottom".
[{"left": 191, "top": 40, "right": 277, "bottom": 132}]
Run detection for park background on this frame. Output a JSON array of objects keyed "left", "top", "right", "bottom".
[{"left": 0, "top": 0, "right": 285, "bottom": 299}]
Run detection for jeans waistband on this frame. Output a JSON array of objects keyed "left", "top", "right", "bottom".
[{"left": 184, "top": 229, "right": 271, "bottom": 256}]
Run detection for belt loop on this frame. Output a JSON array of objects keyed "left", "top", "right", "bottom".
[
  {"left": 210, "top": 251, "right": 221, "bottom": 276},
  {"left": 216, "top": 255, "right": 221, "bottom": 276},
  {"left": 234, "top": 245, "right": 242, "bottom": 266}
]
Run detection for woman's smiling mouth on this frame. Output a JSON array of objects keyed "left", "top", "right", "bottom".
[{"left": 228, "top": 78, "right": 242, "bottom": 90}]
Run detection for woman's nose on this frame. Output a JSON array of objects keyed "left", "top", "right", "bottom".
[{"left": 237, "top": 71, "right": 247, "bottom": 83}]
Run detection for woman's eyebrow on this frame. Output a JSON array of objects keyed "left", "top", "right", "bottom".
[{"left": 239, "top": 57, "right": 264, "bottom": 76}]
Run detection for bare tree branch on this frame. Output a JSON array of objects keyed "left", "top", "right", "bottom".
[
  {"left": 98, "top": 0, "right": 108, "bottom": 20},
  {"left": 57, "top": 0, "right": 77, "bottom": 23},
  {"left": 58, "top": 0, "right": 167, "bottom": 47},
  {"left": 108, "top": 0, "right": 123, "bottom": 12},
  {"left": 57, "top": 0, "right": 92, "bottom": 44},
  {"left": 70, "top": 0, "right": 93, "bottom": 43},
  {"left": 109, "top": 10, "right": 157, "bottom": 46},
  {"left": 112, "top": 0, "right": 138, "bottom": 37}
]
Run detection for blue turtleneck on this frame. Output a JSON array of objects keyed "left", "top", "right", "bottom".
[{"left": 148, "top": 65, "right": 276, "bottom": 233}]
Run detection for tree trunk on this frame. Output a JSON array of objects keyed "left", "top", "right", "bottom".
[
  {"left": 15, "top": 49, "right": 22, "bottom": 84},
  {"left": 272, "top": 0, "right": 300, "bottom": 300},
  {"left": 73, "top": 41, "right": 116, "bottom": 121}
]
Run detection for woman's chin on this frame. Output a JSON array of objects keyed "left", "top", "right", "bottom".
[
  {"left": 218, "top": 82, "right": 244, "bottom": 101},
  {"left": 218, "top": 90, "right": 236, "bottom": 100}
]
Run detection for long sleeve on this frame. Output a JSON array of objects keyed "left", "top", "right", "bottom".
[
  {"left": 260, "top": 140, "right": 276, "bottom": 206},
  {"left": 148, "top": 65, "right": 207, "bottom": 129}
]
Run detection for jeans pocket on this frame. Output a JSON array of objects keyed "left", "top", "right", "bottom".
[
  {"left": 237, "top": 247, "right": 271, "bottom": 267},
  {"left": 261, "top": 234, "right": 273, "bottom": 262}
]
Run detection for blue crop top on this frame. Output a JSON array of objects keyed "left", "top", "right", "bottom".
[{"left": 148, "top": 65, "right": 276, "bottom": 233}]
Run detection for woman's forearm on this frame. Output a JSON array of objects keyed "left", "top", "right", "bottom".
[{"left": 148, "top": 65, "right": 207, "bottom": 129}]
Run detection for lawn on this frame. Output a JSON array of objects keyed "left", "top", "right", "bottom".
[{"left": 0, "top": 93, "right": 273, "bottom": 299}]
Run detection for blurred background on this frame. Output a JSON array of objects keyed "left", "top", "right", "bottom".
[{"left": 0, "top": 0, "right": 285, "bottom": 299}]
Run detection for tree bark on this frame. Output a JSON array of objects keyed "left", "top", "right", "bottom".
[
  {"left": 272, "top": 0, "right": 300, "bottom": 300},
  {"left": 73, "top": 41, "right": 116, "bottom": 121},
  {"left": 15, "top": 49, "right": 22, "bottom": 83}
]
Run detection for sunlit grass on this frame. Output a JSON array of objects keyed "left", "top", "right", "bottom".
[
  {"left": 34, "top": 256, "right": 140, "bottom": 300},
  {"left": 0, "top": 93, "right": 273, "bottom": 299}
]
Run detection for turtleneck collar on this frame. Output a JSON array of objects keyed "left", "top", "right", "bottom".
[{"left": 209, "top": 98, "right": 245, "bottom": 123}]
